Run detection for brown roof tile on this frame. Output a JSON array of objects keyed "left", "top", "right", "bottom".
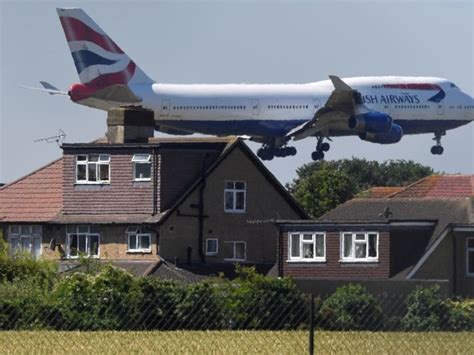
[
  {"left": 0, "top": 159, "right": 63, "bottom": 222},
  {"left": 392, "top": 175, "right": 474, "bottom": 198}
]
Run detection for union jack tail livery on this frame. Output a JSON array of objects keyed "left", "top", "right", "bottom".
[{"left": 57, "top": 8, "right": 153, "bottom": 105}]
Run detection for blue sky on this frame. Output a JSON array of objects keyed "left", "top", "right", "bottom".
[{"left": 1, "top": 0, "right": 473, "bottom": 185}]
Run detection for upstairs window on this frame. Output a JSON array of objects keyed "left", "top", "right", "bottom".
[
  {"left": 8, "top": 225, "right": 42, "bottom": 259},
  {"left": 224, "top": 181, "right": 246, "bottom": 213},
  {"left": 341, "top": 232, "right": 378, "bottom": 262},
  {"left": 66, "top": 225, "right": 100, "bottom": 258},
  {"left": 289, "top": 232, "right": 325, "bottom": 261},
  {"left": 76, "top": 154, "right": 110, "bottom": 184},
  {"left": 132, "top": 154, "right": 151, "bottom": 181},
  {"left": 127, "top": 226, "right": 151, "bottom": 252}
]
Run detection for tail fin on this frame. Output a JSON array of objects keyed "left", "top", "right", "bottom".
[{"left": 56, "top": 8, "right": 153, "bottom": 87}]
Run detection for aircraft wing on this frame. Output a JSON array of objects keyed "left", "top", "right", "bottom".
[{"left": 287, "top": 75, "right": 362, "bottom": 141}]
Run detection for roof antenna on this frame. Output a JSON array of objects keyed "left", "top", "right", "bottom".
[
  {"left": 379, "top": 206, "right": 393, "bottom": 219},
  {"left": 34, "top": 129, "right": 66, "bottom": 146}
]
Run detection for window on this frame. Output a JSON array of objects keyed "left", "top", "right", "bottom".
[
  {"left": 127, "top": 226, "right": 151, "bottom": 252},
  {"left": 76, "top": 154, "right": 110, "bottom": 183},
  {"left": 467, "top": 238, "right": 474, "bottom": 276},
  {"left": 67, "top": 225, "right": 100, "bottom": 258},
  {"left": 289, "top": 232, "right": 325, "bottom": 261},
  {"left": 205, "top": 238, "right": 218, "bottom": 256},
  {"left": 224, "top": 241, "right": 246, "bottom": 261},
  {"left": 341, "top": 232, "right": 378, "bottom": 262},
  {"left": 224, "top": 181, "right": 246, "bottom": 212},
  {"left": 132, "top": 154, "right": 151, "bottom": 181},
  {"left": 8, "top": 225, "right": 42, "bottom": 258}
]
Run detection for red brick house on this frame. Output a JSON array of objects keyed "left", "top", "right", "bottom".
[
  {"left": 277, "top": 175, "right": 474, "bottom": 296},
  {"left": 0, "top": 111, "right": 306, "bottom": 278}
]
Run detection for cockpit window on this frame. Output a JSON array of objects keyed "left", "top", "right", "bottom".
[{"left": 450, "top": 83, "right": 459, "bottom": 89}]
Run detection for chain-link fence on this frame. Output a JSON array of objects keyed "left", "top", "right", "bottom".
[{"left": 0, "top": 266, "right": 473, "bottom": 354}]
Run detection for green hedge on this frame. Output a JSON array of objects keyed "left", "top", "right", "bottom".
[{"left": 0, "top": 253, "right": 472, "bottom": 331}]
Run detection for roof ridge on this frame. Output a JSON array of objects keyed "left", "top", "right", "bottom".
[
  {"left": 387, "top": 174, "right": 439, "bottom": 198},
  {"left": 0, "top": 157, "right": 63, "bottom": 191}
]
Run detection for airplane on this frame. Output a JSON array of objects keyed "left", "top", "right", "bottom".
[{"left": 31, "top": 8, "right": 474, "bottom": 161}]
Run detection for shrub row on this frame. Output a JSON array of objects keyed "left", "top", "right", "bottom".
[{"left": 0, "top": 252, "right": 472, "bottom": 331}]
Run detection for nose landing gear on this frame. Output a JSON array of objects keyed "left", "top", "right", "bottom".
[
  {"left": 311, "top": 137, "right": 330, "bottom": 161},
  {"left": 431, "top": 131, "right": 445, "bottom": 155}
]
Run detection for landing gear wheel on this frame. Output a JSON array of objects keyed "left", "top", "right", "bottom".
[
  {"left": 257, "top": 148, "right": 274, "bottom": 161},
  {"left": 311, "top": 151, "right": 325, "bottom": 161},
  {"left": 431, "top": 131, "right": 445, "bottom": 155},
  {"left": 431, "top": 145, "right": 444, "bottom": 155},
  {"left": 321, "top": 142, "right": 330, "bottom": 152}
]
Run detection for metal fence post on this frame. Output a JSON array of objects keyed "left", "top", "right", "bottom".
[{"left": 309, "top": 293, "right": 314, "bottom": 355}]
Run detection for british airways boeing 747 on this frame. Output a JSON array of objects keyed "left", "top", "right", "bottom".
[{"left": 33, "top": 8, "right": 474, "bottom": 161}]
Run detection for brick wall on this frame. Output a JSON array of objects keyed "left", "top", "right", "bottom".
[
  {"left": 281, "top": 231, "right": 390, "bottom": 279},
  {"left": 63, "top": 149, "right": 157, "bottom": 215},
  {"left": 159, "top": 146, "right": 303, "bottom": 264},
  {"left": 159, "top": 150, "right": 221, "bottom": 210}
]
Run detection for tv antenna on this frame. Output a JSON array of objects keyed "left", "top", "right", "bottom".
[{"left": 34, "top": 129, "right": 67, "bottom": 146}]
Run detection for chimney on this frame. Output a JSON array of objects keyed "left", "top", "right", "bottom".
[{"left": 106, "top": 107, "right": 155, "bottom": 144}]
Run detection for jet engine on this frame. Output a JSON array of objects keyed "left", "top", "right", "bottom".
[
  {"left": 359, "top": 124, "right": 403, "bottom": 144},
  {"left": 348, "top": 112, "right": 393, "bottom": 133}
]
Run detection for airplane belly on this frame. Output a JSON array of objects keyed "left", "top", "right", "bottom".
[{"left": 156, "top": 117, "right": 307, "bottom": 137}]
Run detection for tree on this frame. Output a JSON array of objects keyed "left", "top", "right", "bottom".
[
  {"left": 288, "top": 158, "right": 433, "bottom": 218},
  {"left": 291, "top": 163, "right": 355, "bottom": 218}
]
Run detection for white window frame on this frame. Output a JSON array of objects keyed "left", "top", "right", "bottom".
[
  {"left": 340, "top": 232, "right": 379, "bottom": 262},
  {"left": 66, "top": 226, "right": 100, "bottom": 258},
  {"left": 75, "top": 154, "right": 110, "bottom": 184},
  {"left": 224, "top": 180, "right": 246, "bottom": 213},
  {"left": 467, "top": 237, "right": 474, "bottom": 277},
  {"left": 132, "top": 154, "right": 152, "bottom": 182},
  {"left": 205, "top": 238, "right": 218, "bottom": 256},
  {"left": 126, "top": 226, "right": 152, "bottom": 253},
  {"left": 288, "top": 232, "right": 326, "bottom": 262},
  {"left": 8, "top": 225, "right": 42, "bottom": 258},
  {"left": 224, "top": 241, "right": 246, "bottom": 261}
]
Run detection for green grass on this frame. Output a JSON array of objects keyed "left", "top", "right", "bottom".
[{"left": 0, "top": 331, "right": 472, "bottom": 354}]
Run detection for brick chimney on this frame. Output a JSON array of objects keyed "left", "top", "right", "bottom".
[{"left": 106, "top": 107, "right": 155, "bottom": 144}]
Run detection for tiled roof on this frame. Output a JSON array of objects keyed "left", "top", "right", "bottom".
[
  {"left": 0, "top": 159, "right": 63, "bottom": 222},
  {"left": 359, "top": 187, "right": 405, "bottom": 198},
  {"left": 390, "top": 175, "right": 474, "bottom": 198}
]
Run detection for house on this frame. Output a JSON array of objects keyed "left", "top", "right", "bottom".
[
  {"left": 0, "top": 108, "right": 307, "bottom": 278},
  {"left": 277, "top": 175, "right": 474, "bottom": 296}
]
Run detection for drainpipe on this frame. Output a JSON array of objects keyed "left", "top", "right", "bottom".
[
  {"left": 152, "top": 147, "right": 158, "bottom": 216},
  {"left": 452, "top": 230, "right": 457, "bottom": 296},
  {"left": 197, "top": 163, "right": 206, "bottom": 263}
]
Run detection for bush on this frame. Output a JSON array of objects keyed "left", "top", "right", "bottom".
[
  {"left": 402, "top": 285, "right": 450, "bottom": 331},
  {"left": 134, "top": 277, "right": 183, "bottom": 330},
  {"left": 446, "top": 299, "right": 474, "bottom": 331},
  {"left": 52, "top": 265, "right": 141, "bottom": 330},
  {"left": 0, "top": 247, "right": 58, "bottom": 287},
  {"left": 225, "top": 266, "right": 307, "bottom": 330},
  {"left": 319, "top": 284, "right": 384, "bottom": 330}
]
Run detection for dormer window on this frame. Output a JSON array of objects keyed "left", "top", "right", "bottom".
[
  {"left": 76, "top": 154, "right": 110, "bottom": 184},
  {"left": 132, "top": 154, "right": 151, "bottom": 181}
]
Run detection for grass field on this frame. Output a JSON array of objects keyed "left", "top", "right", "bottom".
[{"left": 0, "top": 330, "right": 473, "bottom": 354}]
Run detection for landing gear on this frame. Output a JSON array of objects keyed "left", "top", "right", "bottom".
[
  {"left": 311, "top": 137, "right": 330, "bottom": 161},
  {"left": 257, "top": 145, "right": 297, "bottom": 161},
  {"left": 431, "top": 131, "right": 445, "bottom": 155}
]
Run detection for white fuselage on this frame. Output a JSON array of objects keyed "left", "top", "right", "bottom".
[{"left": 83, "top": 76, "right": 474, "bottom": 138}]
